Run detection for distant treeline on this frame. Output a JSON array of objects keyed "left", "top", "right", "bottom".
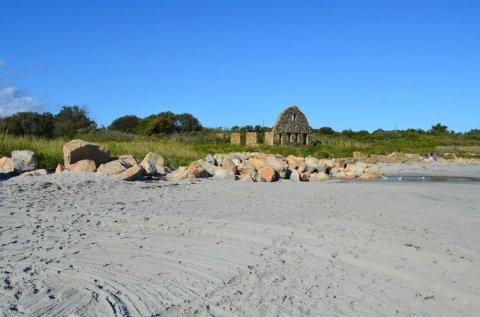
[
  {"left": 1, "top": 107, "right": 479, "bottom": 141},
  {"left": 0, "top": 106, "right": 203, "bottom": 138}
]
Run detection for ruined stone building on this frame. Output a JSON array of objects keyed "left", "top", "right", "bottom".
[
  {"left": 231, "top": 105, "right": 312, "bottom": 146},
  {"left": 269, "top": 105, "right": 311, "bottom": 145}
]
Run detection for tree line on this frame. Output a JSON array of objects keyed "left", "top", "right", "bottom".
[{"left": 0, "top": 106, "right": 203, "bottom": 138}]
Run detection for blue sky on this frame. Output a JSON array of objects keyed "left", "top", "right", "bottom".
[{"left": 0, "top": 0, "right": 479, "bottom": 131}]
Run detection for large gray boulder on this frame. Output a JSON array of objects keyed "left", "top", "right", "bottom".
[
  {"left": 63, "top": 140, "right": 110, "bottom": 169},
  {"left": 12, "top": 150, "right": 37, "bottom": 172}
]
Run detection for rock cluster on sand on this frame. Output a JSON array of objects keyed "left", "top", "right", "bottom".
[
  {"left": 171, "top": 152, "right": 383, "bottom": 182},
  {"left": 1, "top": 140, "right": 383, "bottom": 182}
]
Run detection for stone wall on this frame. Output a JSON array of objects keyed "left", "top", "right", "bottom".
[
  {"left": 264, "top": 132, "right": 274, "bottom": 146},
  {"left": 246, "top": 132, "right": 258, "bottom": 146},
  {"left": 230, "top": 133, "right": 241, "bottom": 145}
]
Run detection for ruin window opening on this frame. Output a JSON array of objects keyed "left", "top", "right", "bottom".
[{"left": 291, "top": 114, "right": 296, "bottom": 123}]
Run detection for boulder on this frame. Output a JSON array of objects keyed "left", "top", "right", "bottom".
[
  {"left": 117, "top": 165, "right": 144, "bottom": 181},
  {"left": 0, "top": 157, "right": 15, "bottom": 174},
  {"left": 222, "top": 158, "right": 238, "bottom": 174},
  {"left": 364, "top": 166, "right": 382, "bottom": 177},
  {"left": 315, "top": 163, "right": 328, "bottom": 174},
  {"left": 198, "top": 159, "right": 217, "bottom": 175},
  {"left": 55, "top": 164, "right": 65, "bottom": 174},
  {"left": 249, "top": 158, "right": 265, "bottom": 171},
  {"left": 344, "top": 171, "right": 358, "bottom": 179},
  {"left": 227, "top": 154, "right": 242, "bottom": 167},
  {"left": 63, "top": 139, "right": 110, "bottom": 169},
  {"left": 240, "top": 174, "right": 254, "bottom": 182},
  {"left": 238, "top": 161, "right": 256, "bottom": 176},
  {"left": 265, "top": 155, "right": 287, "bottom": 173},
  {"left": 140, "top": 152, "right": 165, "bottom": 175},
  {"left": 206, "top": 154, "right": 217, "bottom": 166},
  {"left": 20, "top": 169, "right": 47, "bottom": 177},
  {"left": 329, "top": 167, "right": 344, "bottom": 177},
  {"left": 214, "top": 168, "right": 237, "bottom": 180},
  {"left": 156, "top": 165, "right": 172, "bottom": 175},
  {"left": 345, "top": 163, "right": 367, "bottom": 177},
  {"left": 334, "top": 160, "right": 346, "bottom": 169},
  {"left": 118, "top": 155, "right": 138, "bottom": 167},
  {"left": 252, "top": 172, "right": 263, "bottom": 182},
  {"left": 310, "top": 172, "right": 330, "bottom": 182},
  {"left": 290, "top": 169, "right": 300, "bottom": 182},
  {"left": 305, "top": 156, "right": 319, "bottom": 168},
  {"left": 170, "top": 169, "right": 195, "bottom": 180},
  {"left": 258, "top": 166, "right": 278, "bottom": 182},
  {"left": 97, "top": 160, "right": 128, "bottom": 176},
  {"left": 213, "top": 154, "right": 225, "bottom": 166},
  {"left": 286, "top": 155, "right": 304, "bottom": 170},
  {"left": 300, "top": 172, "right": 310, "bottom": 181},
  {"left": 70, "top": 159, "right": 97, "bottom": 173},
  {"left": 12, "top": 150, "right": 37, "bottom": 172},
  {"left": 187, "top": 162, "right": 212, "bottom": 178}
]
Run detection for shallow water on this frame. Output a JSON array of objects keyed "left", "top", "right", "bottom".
[{"left": 380, "top": 175, "right": 480, "bottom": 183}]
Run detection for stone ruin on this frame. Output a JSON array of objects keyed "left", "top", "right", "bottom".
[
  {"left": 270, "top": 105, "right": 311, "bottom": 145},
  {"left": 231, "top": 105, "right": 311, "bottom": 146}
]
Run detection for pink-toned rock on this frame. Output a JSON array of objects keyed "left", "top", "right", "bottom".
[
  {"left": 222, "top": 158, "right": 238, "bottom": 174},
  {"left": 258, "top": 166, "right": 278, "bottom": 182},
  {"left": 55, "top": 164, "right": 65, "bottom": 174},
  {"left": 187, "top": 162, "right": 212, "bottom": 178},
  {"left": 70, "top": 159, "right": 97, "bottom": 172},
  {"left": 0, "top": 157, "right": 15, "bottom": 174},
  {"left": 334, "top": 160, "right": 346, "bottom": 169},
  {"left": 249, "top": 158, "right": 265, "bottom": 171}
]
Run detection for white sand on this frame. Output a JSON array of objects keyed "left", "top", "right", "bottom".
[{"left": 1, "top": 164, "right": 479, "bottom": 316}]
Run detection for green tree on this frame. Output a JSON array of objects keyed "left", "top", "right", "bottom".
[
  {"left": 429, "top": 123, "right": 449, "bottom": 135},
  {"left": 2, "top": 112, "right": 55, "bottom": 137},
  {"left": 174, "top": 113, "right": 203, "bottom": 132},
  {"left": 318, "top": 127, "right": 335, "bottom": 134},
  {"left": 109, "top": 115, "right": 141, "bottom": 133},
  {"left": 54, "top": 106, "right": 96, "bottom": 137}
]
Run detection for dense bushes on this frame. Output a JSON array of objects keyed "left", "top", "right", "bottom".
[
  {"left": 0, "top": 108, "right": 204, "bottom": 138},
  {"left": 0, "top": 106, "right": 95, "bottom": 138}
]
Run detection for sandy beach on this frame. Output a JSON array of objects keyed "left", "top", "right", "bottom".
[{"left": 1, "top": 163, "right": 479, "bottom": 316}]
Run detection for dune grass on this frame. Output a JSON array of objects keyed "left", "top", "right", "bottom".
[{"left": 1, "top": 130, "right": 479, "bottom": 169}]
